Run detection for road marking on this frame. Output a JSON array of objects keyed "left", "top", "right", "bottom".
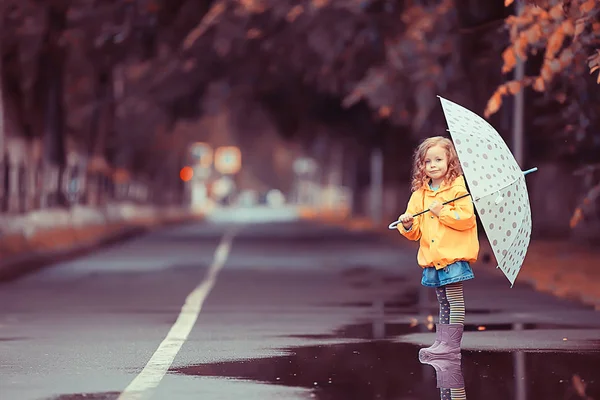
[{"left": 118, "top": 229, "right": 237, "bottom": 400}]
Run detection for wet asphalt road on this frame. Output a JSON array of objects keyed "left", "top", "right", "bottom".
[{"left": 1, "top": 220, "right": 599, "bottom": 400}]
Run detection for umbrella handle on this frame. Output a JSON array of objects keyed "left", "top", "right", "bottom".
[
  {"left": 388, "top": 193, "right": 471, "bottom": 229},
  {"left": 388, "top": 167, "right": 538, "bottom": 230}
]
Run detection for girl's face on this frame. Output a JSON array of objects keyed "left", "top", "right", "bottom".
[{"left": 424, "top": 145, "right": 448, "bottom": 184}]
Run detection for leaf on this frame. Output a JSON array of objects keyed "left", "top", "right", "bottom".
[
  {"left": 540, "top": 63, "right": 553, "bottom": 81},
  {"left": 533, "top": 77, "right": 545, "bottom": 91},
  {"left": 525, "top": 26, "right": 542, "bottom": 44},
  {"left": 572, "top": 375, "right": 587, "bottom": 397},
  {"left": 559, "top": 48, "right": 575, "bottom": 65},
  {"left": 484, "top": 91, "right": 503, "bottom": 118},
  {"left": 575, "top": 18, "right": 586, "bottom": 36},
  {"left": 182, "top": 1, "right": 226, "bottom": 50},
  {"left": 580, "top": 0, "right": 595, "bottom": 14},
  {"left": 562, "top": 19, "right": 575, "bottom": 36},
  {"left": 507, "top": 80, "right": 522, "bottom": 94},
  {"left": 570, "top": 207, "right": 584, "bottom": 228},
  {"left": 246, "top": 28, "right": 262, "bottom": 39},
  {"left": 587, "top": 50, "right": 600, "bottom": 68},
  {"left": 286, "top": 5, "right": 304, "bottom": 22},
  {"left": 378, "top": 106, "right": 391, "bottom": 118},
  {"left": 516, "top": 35, "right": 529, "bottom": 59},
  {"left": 546, "top": 26, "right": 565, "bottom": 59},
  {"left": 587, "top": 50, "right": 600, "bottom": 83},
  {"left": 312, "top": 0, "right": 329, "bottom": 8},
  {"left": 549, "top": 58, "right": 562, "bottom": 73},
  {"left": 548, "top": 4, "right": 564, "bottom": 20},
  {"left": 502, "top": 47, "right": 517, "bottom": 73},
  {"left": 182, "top": 59, "right": 195, "bottom": 72}
]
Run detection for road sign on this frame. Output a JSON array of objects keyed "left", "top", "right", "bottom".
[
  {"left": 193, "top": 165, "right": 211, "bottom": 180},
  {"left": 212, "top": 176, "right": 235, "bottom": 198},
  {"left": 190, "top": 142, "right": 213, "bottom": 167},
  {"left": 293, "top": 157, "right": 317, "bottom": 175},
  {"left": 214, "top": 146, "right": 241, "bottom": 174}
]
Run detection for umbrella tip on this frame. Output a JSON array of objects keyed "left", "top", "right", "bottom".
[{"left": 523, "top": 167, "right": 538, "bottom": 176}]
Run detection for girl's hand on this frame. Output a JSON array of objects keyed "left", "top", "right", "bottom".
[
  {"left": 398, "top": 213, "right": 413, "bottom": 229},
  {"left": 429, "top": 201, "right": 443, "bottom": 216}
]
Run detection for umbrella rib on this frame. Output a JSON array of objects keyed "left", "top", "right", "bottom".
[{"left": 472, "top": 174, "right": 522, "bottom": 202}]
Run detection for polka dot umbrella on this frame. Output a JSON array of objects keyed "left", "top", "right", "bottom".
[{"left": 437, "top": 95, "right": 537, "bottom": 286}]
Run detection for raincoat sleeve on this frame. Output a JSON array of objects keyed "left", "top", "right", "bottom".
[
  {"left": 438, "top": 185, "right": 476, "bottom": 231},
  {"left": 397, "top": 191, "right": 422, "bottom": 241}
]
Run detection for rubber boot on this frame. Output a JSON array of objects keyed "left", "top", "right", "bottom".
[
  {"left": 419, "top": 323, "right": 463, "bottom": 361},
  {"left": 420, "top": 358, "right": 465, "bottom": 389},
  {"left": 418, "top": 324, "right": 442, "bottom": 360},
  {"left": 435, "top": 359, "right": 465, "bottom": 389}
]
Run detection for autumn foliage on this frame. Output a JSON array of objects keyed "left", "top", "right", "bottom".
[{"left": 485, "top": 0, "right": 600, "bottom": 118}]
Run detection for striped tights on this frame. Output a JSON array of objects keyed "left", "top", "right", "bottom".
[
  {"left": 435, "top": 282, "right": 465, "bottom": 325},
  {"left": 440, "top": 388, "right": 467, "bottom": 399},
  {"left": 435, "top": 282, "right": 467, "bottom": 399}
]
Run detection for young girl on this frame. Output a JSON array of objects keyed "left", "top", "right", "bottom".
[{"left": 397, "top": 136, "right": 479, "bottom": 361}]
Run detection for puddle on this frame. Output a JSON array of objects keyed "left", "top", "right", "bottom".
[
  {"left": 283, "top": 320, "right": 594, "bottom": 343},
  {"left": 46, "top": 393, "right": 120, "bottom": 400},
  {"left": 462, "top": 322, "right": 599, "bottom": 331},
  {"left": 0, "top": 337, "right": 27, "bottom": 342},
  {"left": 284, "top": 322, "right": 422, "bottom": 340},
  {"left": 171, "top": 340, "right": 600, "bottom": 399},
  {"left": 323, "top": 294, "right": 420, "bottom": 310}
]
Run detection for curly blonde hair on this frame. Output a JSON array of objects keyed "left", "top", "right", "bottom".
[{"left": 410, "top": 136, "right": 462, "bottom": 192}]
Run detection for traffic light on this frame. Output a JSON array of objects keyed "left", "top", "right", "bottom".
[{"left": 180, "top": 166, "right": 194, "bottom": 182}]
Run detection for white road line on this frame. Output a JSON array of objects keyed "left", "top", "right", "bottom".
[{"left": 118, "top": 230, "right": 237, "bottom": 400}]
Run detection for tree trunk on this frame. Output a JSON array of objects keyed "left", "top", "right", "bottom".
[
  {"left": 86, "top": 67, "right": 115, "bottom": 206},
  {"left": 36, "top": 3, "right": 68, "bottom": 208}
]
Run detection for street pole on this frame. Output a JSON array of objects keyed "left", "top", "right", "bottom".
[
  {"left": 511, "top": 4, "right": 527, "bottom": 395},
  {"left": 0, "top": 31, "right": 5, "bottom": 198},
  {"left": 512, "top": 0, "right": 525, "bottom": 166},
  {"left": 513, "top": 322, "right": 527, "bottom": 400},
  {"left": 370, "top": 148, "right": 383, "bottom": 224}
]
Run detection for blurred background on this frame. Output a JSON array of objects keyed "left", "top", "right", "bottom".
[
  {"left": 0, "top": 0, "right": 598, "bottom": 239},
  {"left": 1, "top": 2, "right": 600, "bottom": 399}
]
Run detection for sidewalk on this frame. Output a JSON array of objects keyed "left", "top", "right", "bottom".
[
  {"left": 0, "top": 203, "right": 202, "bottom": 281},
  {"left": 314, "top": 213, "right": 600, "bottom": 310},
  {"left": 480, "top": 239, "right": 600, "bottom": 310}
]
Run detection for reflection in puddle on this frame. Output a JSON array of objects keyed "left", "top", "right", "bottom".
[
  {"left": 172, "top": 340, "right": 600, "bottom": 399},
  {"left": 421, "top": 358, "right": 466, "bottom": 399},
  {"left": 285, "top": 322, "right": 422, "bottom": 340},
  {"left": 46, "top": 392, "right": 119, "bottom": 400}
]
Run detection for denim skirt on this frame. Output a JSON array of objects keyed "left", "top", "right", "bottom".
[{"left": 421, "top": 260, "right": 474, "bottom": 288}]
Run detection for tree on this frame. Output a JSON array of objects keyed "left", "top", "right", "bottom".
[
  {"left": 342, "top": 0, "right": 471, "bottom": 135},
  {"left": 484, "top": 0, "right": 600, "bottom": 232},
  {"left": 485, "top": 0, "right": 600, "bottom": 161}
]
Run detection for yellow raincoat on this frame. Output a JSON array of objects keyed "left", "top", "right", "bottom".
[{"left": 398, "top": 175, "right": 479, "bottom": 269}]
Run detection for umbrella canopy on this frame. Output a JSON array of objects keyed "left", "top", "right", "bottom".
[{"left": 438, "top": 96, "right": 534, "bottom": 286}]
